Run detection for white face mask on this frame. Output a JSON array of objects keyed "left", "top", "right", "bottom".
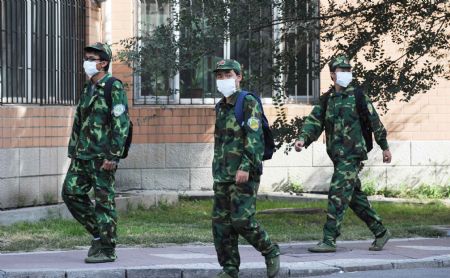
[
  {"left": 83, "top": 61, "right": 99, "bottom": 78},
  {"left": 335, "top": 72, "right": 353, "bottom": 87},
  {"left": 216, "top": 78, "right": 237, "bottom": 97}
]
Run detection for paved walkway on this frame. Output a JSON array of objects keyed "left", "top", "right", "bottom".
[{"left": 1, "top": 237, "right": 450, "bottom": 277}]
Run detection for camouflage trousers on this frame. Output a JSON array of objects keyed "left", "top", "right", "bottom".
[
  {"left": 62, "top": 158, "right": 117, "bottom": 250},
  {"left": 212, "top": 178, "right": 280, "bottom": 278},
  {"left": 323, "top": 160, "right": 386, "bottom": 246}
]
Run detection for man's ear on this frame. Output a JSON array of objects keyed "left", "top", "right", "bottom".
[
  {"left": 100, "top": 60, "right": 109, "bottom": 71},
  {"left": 330, "top": 72, "right": 335, "bottom": 82}
]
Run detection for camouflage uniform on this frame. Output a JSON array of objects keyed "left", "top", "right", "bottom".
[
  {"left": 299, "top": 56, "right": 389, "bottom": 247},
  {"left": 213, "top": 88, "right": 279, "bottom": 278},
  {"left": 62, "top": 44, "right": 130, "bottom": 253}
]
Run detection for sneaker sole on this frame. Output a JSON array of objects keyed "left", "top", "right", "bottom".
[
  {"left": 369, "top": 233, "right": 391, "bottom": 251},
  {"left": 369, "top": 241, "right": 389, "bottom": 251}
]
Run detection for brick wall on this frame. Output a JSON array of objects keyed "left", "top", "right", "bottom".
[
  {"left": 0, "top": 107, "right": 74, "bottom": 148},
  {"left": 381, "top": 78, "right": 450, "bottom": 141},
  {"left": 1, "top": 82, "right": 449, "bottom": 149}
]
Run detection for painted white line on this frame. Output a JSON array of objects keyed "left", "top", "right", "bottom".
[{"left": 397, "top": 245, "right": 450, "bottom": 251}]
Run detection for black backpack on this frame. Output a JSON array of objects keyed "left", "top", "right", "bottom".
[
  {"left": 104, "top": 77, "right": 133, "bottom": 159},
  {"left": 320, "top": 88, "right": 373, "bottom": 152},
  {"left": 215, "top": 91, "right": 275, "bottom": 160}
]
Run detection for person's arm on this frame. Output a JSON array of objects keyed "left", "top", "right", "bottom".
[
  {"left": 298, "top": 104, "right": 325, "bottom": 148},
  {"left": 364, "top": 95, "right": 389, "bottom": 151},
  {"left": 68, "top": 103, "right": 81, "bottom": 158},
  {"left": 107, "top": 80, "right": 130, "bottom": 162},
  {"left": 238, "top": 96, "right": 264, "bottom": 175},
  {"left": 364, "top": 95, "right": 392, "bottom": 163}
]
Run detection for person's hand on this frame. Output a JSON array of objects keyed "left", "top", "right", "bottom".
[
  {"left": 294, "top": 140, "right": 305, "bottom": 152},
  {"left": 382, "top": 149, "right": 392, "bottom": 163},
  {"left": 235, "top": 170, "right": 249, "bottom": 184},
  {"left": 101, "top": 160, "right": 117, "bottom": 171}
]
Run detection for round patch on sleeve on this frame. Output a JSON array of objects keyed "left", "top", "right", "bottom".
[
  {"left": 112, "top": 104, "right": 126, "bottom": 117},
  {"left": 367, "top": 104, "right": 374, "bottom": 115},
  {"left": 247, "top": 117, "right": 260, "bottom": 131}
]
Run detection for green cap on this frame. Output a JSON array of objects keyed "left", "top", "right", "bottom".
[
  {"left": 213, "top": 59, "right": 241, "bottom": 74},
  {"left": 84, "top": 42, "right": 112, "bottom": 61},
  {"left": 328, "top": 55, "right": 351, "bottom": 71}
]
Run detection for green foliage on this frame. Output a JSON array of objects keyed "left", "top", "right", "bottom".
[
  {"left": 361, "top": 179, "right": 377, "bottom": 196},
  {"left": 272, "top": 0, "right": 450, "bottom": 148},
  {"left": 290, "top": 181, "right": 304, "bottom": 194},
  {"left": 412, "top": 184, "right": 450, "bottom": 199},
  {"left": 116, "top": 0, "right": 449, "bottom": 148},
  {"left": 361, "top": 182, "right": 450, "bottom": 199},
  {"left": 117, "top": 22, "right": 179, "bottom": 95},
  {"left": 320, "top": 0, "right": 450, "bottom": 112},
  {"left": 274, "top": 178, "right": 305, "bottom": 194},
  {"left": 42, "top": 193, "right": 56, "bottom": 205},
  {"left": 271, "top": 92, "right": 307, "bottom": 154}
]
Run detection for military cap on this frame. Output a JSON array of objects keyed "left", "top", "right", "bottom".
[
  {"left": 328, "top": 55, "right": 352, "bottom": 71},
  {"left": 84, "top": 42, "right": 112, "bottom": 61},
  {"left": 213, "top": 59, "right": 241, "bottom": 74}
]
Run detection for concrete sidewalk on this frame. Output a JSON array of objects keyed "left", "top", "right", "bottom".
[{"left": 1, "top": 237, "right": 449, "bottom": 278}]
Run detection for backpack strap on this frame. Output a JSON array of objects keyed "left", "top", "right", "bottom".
[
  {"left": 354, "top": 88, "right": 370, "bottom": 126},
  {"left": 103, "top": 76, "right": 119, "bottom": 110},
  {"left": 234, "top": 90, "right": 268, "bottom": 127},
  {"left": 234, "top": 91, "right": 249, "bottom": 127},
  {"left": 354, "top": 88, "right": 374, "bottom": 151},
  {"left": 215, "top": 98, "right": 223, "bottom": 115},
  {"left": 319, "top": 89, "right": 331, "bottom": 122}
]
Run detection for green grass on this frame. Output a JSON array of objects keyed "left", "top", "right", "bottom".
[
  {"left": 361, "top": 182, "right": 450, "bottom": 199},
  {"left": 1, "top": 199, "right": 449, "bottom": 252}
]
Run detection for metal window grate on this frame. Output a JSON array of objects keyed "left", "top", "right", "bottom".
[{"left": 0, "top": 0, "right": 86, "bottom": 105}]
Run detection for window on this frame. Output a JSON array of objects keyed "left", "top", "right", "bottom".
[
  {"left": 0, "top": 0, "right": 86, "bottom": 105},
  {"left": 282, "top": 0, "right": 320, "bottom": 104},
  {"left": 134, "top": 0, "right": 319, "bottom": 105}
]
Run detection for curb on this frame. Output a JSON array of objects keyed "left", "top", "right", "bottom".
[{"left": 1, "top": 257, "right": 449, "bottom": 278}]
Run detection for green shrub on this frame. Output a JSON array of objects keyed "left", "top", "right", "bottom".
[
  {"left": 361, "top": 182, "right": 450, "bottom": 199},
  {"left": 362, "top": 179, "right": 377, "bottom": 196},
  {"left": 290, "top": 181, "right": 304, "bottom": 194}
]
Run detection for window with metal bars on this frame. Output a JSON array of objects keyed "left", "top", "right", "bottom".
[
  {"left": 134, "top": 0, "right": 320, "bottom": 105},
  {"left": 0, "top": 0, "right": 86, "bottom": 105}
]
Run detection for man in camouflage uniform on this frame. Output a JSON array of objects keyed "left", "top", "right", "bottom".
[
  {"left": 212, "top": 59, "right": 280, "bottom": 278},
  {"left": 62, "top": 42, "right": 130, "bottom": 263},
  {"left": 294, "top": 55, "right": 392, "bottom": 253}
]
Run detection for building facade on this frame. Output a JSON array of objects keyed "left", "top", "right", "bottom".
[{"left": 0, "top": 0, "right": 449, "bottom": 209}]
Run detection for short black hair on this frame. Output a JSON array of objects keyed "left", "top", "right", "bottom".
[{"left": 85, "top": 49, "right": 110, "bottom": 72}]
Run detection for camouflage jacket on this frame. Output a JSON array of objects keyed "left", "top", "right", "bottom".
[
  {"left": 213, "top": 90, "right": 264, "bottom": 182},
  {"left": 68, "top": 73, "right": 130, "bottom": 162},
  {"left": 299, "top": 86, "right": 389, "bottom": 162}
]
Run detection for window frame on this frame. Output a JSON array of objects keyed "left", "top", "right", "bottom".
[{"left": 133, "top": 0, "right": 320, "bottom": 105}]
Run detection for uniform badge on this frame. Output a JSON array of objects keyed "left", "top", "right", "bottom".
[
  {"left": 247, "top": 117, "right": 260, "bottom": 131},
  {"left": 112, "top": 104, "right": 126, "bottom": 117},
  {"left": 367, "top": 104, "right": 374, "bottom": 115}
]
